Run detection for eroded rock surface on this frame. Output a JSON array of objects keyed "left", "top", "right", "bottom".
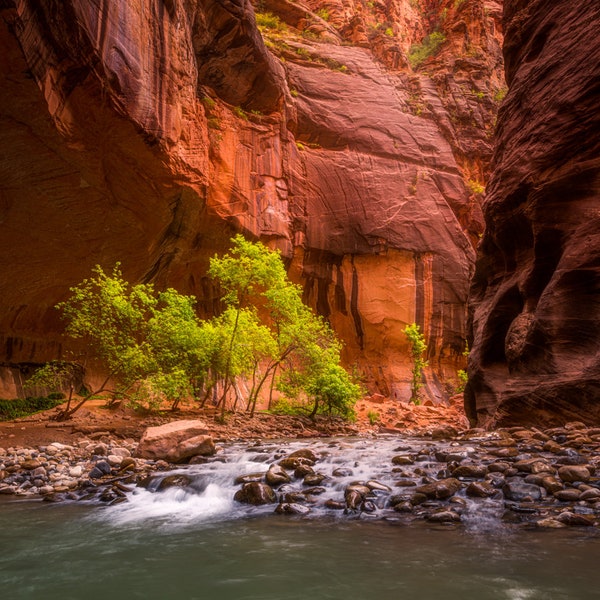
[
  {"left": 0, "top": 0, "right": 503, "bottom": 400},
  {"left": 466, "top": 0, "right": 600, "bottom": 427}
]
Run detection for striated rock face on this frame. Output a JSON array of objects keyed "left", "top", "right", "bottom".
[
  {"left": 466, "top": 0, "right": 600, "bottom": 427},
  {"left": 0, "top": 0, "right": 503, "bottom": 400}
]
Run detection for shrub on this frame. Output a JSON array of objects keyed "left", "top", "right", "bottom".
[
  {"left": 316, "top": 8, "right": 330, "bottom": 21},
  {"left": 367, "top": 410, "right": 380, "bottom": 425},
  {"left": 255, "top": 12, "right": 286, "bottom": 32},
  {"left": 403, "top": 323, "right": 428, "bottom": 404},
  {"left": 456, "top": 369, "right": 468, "bottom": 393},
  {"left": 0, "top": 396, "right": 66, "bottom": 421},
  {"left": 408, "top": 31, "right": 446, "bottom": 69}
]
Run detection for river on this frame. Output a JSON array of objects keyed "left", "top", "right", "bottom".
[{"left": 1, "top": 436, "right": 599, "bottom": 599}]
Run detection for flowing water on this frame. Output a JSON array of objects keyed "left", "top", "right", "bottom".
[{"left": 1, "top": 437, "right": 599, "bottom": 599}]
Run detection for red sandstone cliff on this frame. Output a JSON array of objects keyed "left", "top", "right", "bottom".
[
  {"left": 466, "top": 0, "right": 600, "bottom": 427},
  {"left": 0, "top": 0, "right": 503, "bottom": 401}
]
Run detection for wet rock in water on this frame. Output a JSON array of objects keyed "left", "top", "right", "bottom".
[
  {"left": 540, "top": 476, "right": 563, "bottom": 495},
  {"left": 543, "top": 440, "right": 563, "bottom": 454},
  {"left": 392, "top": 456, "right": 414, "bottom": 466},
  {"left": 514, "top": 459, "right": 554, "bottom": 474},
  {"left": 366, "top": 480, "right": 391, "bottom": 493},
  {"left": 287, "top": 449, "right": 319, "bottom": 463},
  {"left": 427, "top": 510, "right": 461, "bottom": 523},
  {"left": 393, "top": 501, "right": 413, "bottom": 513},
  {"left": 415, "top": 478, "right": 461, "bottom": 500},
  {"left": 304, "top": 486, "right": 327, "bottom": 496},
  {"left": 554, "top": 489, "right": 582, "bottom": 502},
  {"left": 234, "top": 482, "right": 277, "bottom": 505},
  {"left": 580, "top": 488, "right": 600, "bottom": 501},
  {"left": 536, "top": 518, "right": 567, "bottom": 529},
  {"left": 557, "top": 465, "right": 591, "bottom": 483},
  {"left": 452, "top": 464, "right": 487, "bottom": 479},
  {"left": 324, "top": 499, "right": 345, "bottom": 510},
  {"left": 361, "top": 500, "right": 377, "bottom": 513},
  {"left": 281, "top": 491, "right": 307, "bottom": 503},
  {"left": 278, "top": 457, "right": 302, "bottom": 470},
  {"left": 234, "top": 472, "right": 265, "bottom": 485},
  {"left": 435, "top": 450, "right": 468, "bottom": 463},
  {"left": 489, "top": 447, "right": 519, "bottom": 458},
  {"left": 275, "top": 502, "right": 310, "bottom": 515},
  {"left": 303, "top": 472, "right": 326, "bottom": 486},
  {"left": 156, "top": 474, "right": 193, "bottom": 491},
  {"left": 266, "top": 464, "right": 291, "bottom": 486},
  {"left": 410, "top": 493, "right": 429, "bottom": 506},
  {"left": 344, "top": 484, "right": 371, "bottom": 510},
  {"left": 294, "top": 464, "right": 314, "bottom": 478},
  {"left": 466, "top": 481, "right": 497, "bottom": 498},
  {"left": 502, "top": 479, "right": 543, "bottom": 501},
  {"left": 556, "top": 511, "right": 596, "bottom": 527},
  {"left": 332, "top": 468, "right": 353, "bottom": 477},
  {"left": 394, "top": 479, "right": 417, "bottom": 487}
]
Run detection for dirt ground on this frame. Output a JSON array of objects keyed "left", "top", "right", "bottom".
[{"left": 0, "top": 394, "right": 470, "bottom": 448}]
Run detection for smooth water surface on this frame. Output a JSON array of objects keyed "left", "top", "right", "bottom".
[{"left": 1, "top": 499, "right": 599, "bottom": 600}]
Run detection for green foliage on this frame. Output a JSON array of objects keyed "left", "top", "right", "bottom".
[
  {"left": 255, "top": 12, "right": 286, "bottom": 32},
  {"left": 384, "top": 27, "right": 394, "bottom": 37},
  {"left": 403, "top": 323, "right": 428, "bottom": 404},
  {"left": 233, "top": 106, "right": 248, "bottom": 120},
  {"left": 408, "top": 31, "right": 446, "bottom": 69},
  {"left": 0, "top": 396, "right": 66, "bottom": 421},
  {"left": 201, "top": 96, "right": 216, "bottom": 110},
  {"left": 55, "top": 265, "right": 212, "bottom": 417},
  {"left": 367, "top": 410, "right": 380, "bottom": 425},
  {"left": 210, "top": 235, "right": 360, "bottom": 420},
  {"left": 52, "top": 237, "right": 360, "bottom": 421},
  {"left": 207, "top": 117, "right": 221, "bottom": 130},
  {"left": 316, "top": 7, "right": 330, "bottom": 21},
  {"left": 494, "top": 87, "right": 507, "bottom": 103},
  {"left": 25, "top": 361, "right": 74, "bottom": 396},
  {"left": 296, "top": 47, "right": 312, "bottom": 59},
  {"left": 467, "top": 179, "right": 486, "bottom": 195}
]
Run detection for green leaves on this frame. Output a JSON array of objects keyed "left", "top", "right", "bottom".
[
  {"left": 54, "top": 235, "right": 361, "bottom": 419},
  {"left": 403, "top": 323, "right": 428, "bottom": 404}
]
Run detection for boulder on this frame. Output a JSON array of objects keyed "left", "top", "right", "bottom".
[
  {"left": 415, "top": 478, "right": 461, "bottom": 500},
  {"left": 557, "top": 465, "right": 591, "bottom": 483},
  {"left": 135, "top": 420, "right": 213, "bottom": 463},
  {"left": 234, "top": 482, "right": 277, "bottom": 506},
  {"left": 265, "top": 464, "right": 291, "bottom": 487},
  {"left": 502, "top": 479, "right": 543, "bottom": 502}
]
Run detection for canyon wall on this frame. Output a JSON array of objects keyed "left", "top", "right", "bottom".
[
  {"left": 466, "top": 0, "right": 600, "bottom": 426},
  {"left": 0, "top": 0, "right": 503, "bottom": 400}
]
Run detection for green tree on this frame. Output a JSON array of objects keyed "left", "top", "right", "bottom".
[
  {"left": 210, "top": 235, "right": 360, "bottom": 420},
  {"left": 53, "top": 265, "right": 211, "bottom": 418},
  {"left": 403, "top": 322, "right": 428, "bottom": 404}
]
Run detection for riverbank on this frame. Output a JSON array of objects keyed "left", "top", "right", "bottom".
[{"left": 1, "top": 394, "right": 600, "bottom": 529}]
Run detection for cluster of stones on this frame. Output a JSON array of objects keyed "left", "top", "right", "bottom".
[
  {"left": 0, "top": 434, "right": 168, "bottom": 504},
  {"left": 230, "top": 422, "right": 600, "bottom": 528}
]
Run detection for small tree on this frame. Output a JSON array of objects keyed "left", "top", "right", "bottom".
[
  {"left": 210, "top": 235, "right": 360, "bottom": 420},
  {"left": 53, "top": 265, "right": 210, "bottom": 419},
  {"left": 403, "top": 322, "right": 428, "bottom": 404}
]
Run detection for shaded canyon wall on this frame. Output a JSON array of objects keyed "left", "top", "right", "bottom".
[
  {"left": 0, "top": 0, "right": 504, "bottom": 400},
  {"left": 466, "top": 0, "right": 600, "bottom": 426}
]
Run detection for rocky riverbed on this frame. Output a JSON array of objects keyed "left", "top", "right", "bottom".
[{"left": 3, "top": 420, "right": 600, "bottom": 530}]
